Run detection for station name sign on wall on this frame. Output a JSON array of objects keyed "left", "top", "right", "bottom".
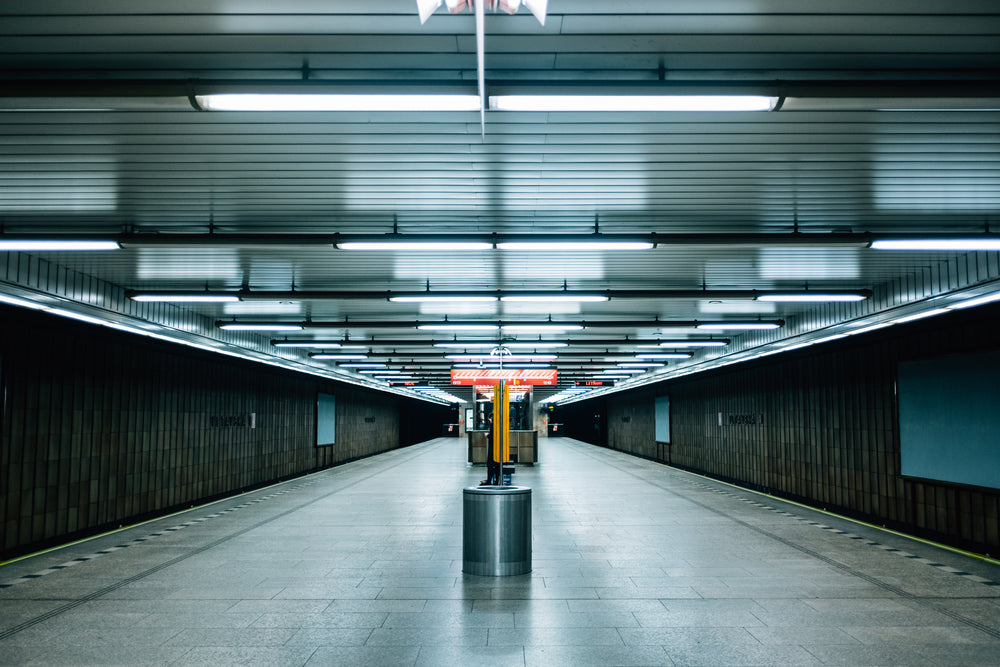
[{"left": 451, "top": 369, "right": 557, "bottom": 386}]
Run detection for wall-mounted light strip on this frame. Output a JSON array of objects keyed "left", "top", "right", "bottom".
[
  {"left": 489, "top": 95, "right": 779, "bottom": 112},
  {"left": 195, "top": 93, "right": 481, "bottom": 112}
]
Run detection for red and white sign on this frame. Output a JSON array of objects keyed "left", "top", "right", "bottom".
[{"left": 451, "top": 369, "right": 558, "bottom": 386}]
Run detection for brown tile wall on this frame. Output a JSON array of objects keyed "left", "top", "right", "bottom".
[
  {"left": 565, "top": 303, "right": 1000, "bottom": 554},
  {"left": 0, "top": 305, "right": 448, "bottom": 557}
]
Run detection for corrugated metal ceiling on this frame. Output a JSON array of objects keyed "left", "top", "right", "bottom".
[{"left": 1, "top": 0, "right": 998, "bottom": 401}]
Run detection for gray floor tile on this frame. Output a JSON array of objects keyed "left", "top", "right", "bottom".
[{"left": 0, "top": 437, "right": 996, "bottom": 667}]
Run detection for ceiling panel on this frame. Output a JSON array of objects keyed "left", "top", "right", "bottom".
[{"left": 0, "top": 1, "right": 998, "bottom": 398}]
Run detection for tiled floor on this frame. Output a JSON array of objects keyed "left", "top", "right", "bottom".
[{"left": 1, "top": 436, "right": 998, "bottom": 666}]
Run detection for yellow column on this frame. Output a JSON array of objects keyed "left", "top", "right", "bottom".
[{"left": 492, "top": 381, "right": 510, "bottom": 467}]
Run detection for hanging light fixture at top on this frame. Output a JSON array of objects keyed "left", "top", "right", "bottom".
[{"left": 417, "top": 0, "right": 547, "bottom": 25}]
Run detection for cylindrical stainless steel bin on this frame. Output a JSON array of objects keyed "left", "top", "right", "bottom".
[{"left": 462, "top": 485, "right": 532, "bottom": 576}]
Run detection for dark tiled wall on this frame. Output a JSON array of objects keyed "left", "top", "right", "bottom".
[
  {"left": 567, "top": 304, "right": 1000, "bottom": 554},
  {"left": 0, "top": 305, "right": 447, "bottom": 558}
]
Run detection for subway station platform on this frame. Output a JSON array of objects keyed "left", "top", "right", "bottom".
[{"left": 1, "top": 437, "right": 998, "bottom": 666}]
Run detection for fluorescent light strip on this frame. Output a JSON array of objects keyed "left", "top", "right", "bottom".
[
  {"left": 310, "top": 354, "right": 368, "bottom": 360},
  {"left": 418, "top": 324, "right": 500, "bottom": 331},
  {"left": 502, "top": 324, "right": 583, "bottom": 333},
  {"left": 196, "top": 93, "right": 481, "bottom": 112},
  {"left": 496, "top": 241, "right": 653, "bottom": 251},
  {"left": 338, "top": 363, "right": 386, "bottom": 368},
  {"left": 503, "top": 342, "right": 567, "bottom": 349},
  {"left": 132, "top": 294, "right": 240, "bottom": 303},
  {"left": 500, "top": 294, "right": 607, "bottom": 303},
  {"left": 871, "top": 239, "right": 1000, "bottom": 251},
  {"left": 757, "top": 293, "right": 868, "bottom": 303},
  {"left": 220, "top": 323, "right": 303, "bottom": 331},
  {"left": 489, "top": 94, "right": 778, "bottom": 112},
  {"left": 433, "top": 342, "right": 498, "bottom": 349},
  {"left": 390, "top": 295, "right": 497, "bottom": 303},
  {"left": 273, "top": 341, "right": 341, "bottom": 348},
  {"left": 0, "top": 239, "right": 120, "bottom": 251},
  {"left": 338, "top": 241, "right": 493, "bottom": 251},
  {"left": 696, "top": 322, "right": 781, "bottom": 330},
  {"left": 635, "top": 353, "right": 692, "bottom": 360},
  {"left": 445, "top": 354, "right": 557, "bottom": 361},
  {"left": 617, "top": 362, "right": 665, "bottom": 368},
  {"left": 659, "top": 340, "right": 728, "bottom": 347}
]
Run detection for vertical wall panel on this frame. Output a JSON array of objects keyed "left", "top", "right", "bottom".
[
  {"left": 565, "top": 302, "right": 1000, "bottom": 555},
  {"left": 0, "top": 304, "right": 449, "bottom": 558}
]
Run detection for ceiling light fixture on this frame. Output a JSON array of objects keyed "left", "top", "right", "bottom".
[
  {"left": 273, "top": 341, "right": 341, "bottom": 348},
  {"left": 0, "top": 239, "right": 120, "bottom": 251},
  {"left": 502, "top": 341, "right": 568, "bottom": 349},
  {"left": 502, "top": 324, "right": 583, "bottom": 333},
  {"left": 696, "top": 322, "right": 782, "bottom": 330},
  {"left": 635, "top": 353, "right": 693, "bottom": 360},
  {"left": 338, "top": 240, "right": 493, "bottom": 251},
  {"left": 310, "top": 353, "right": 369, "bottom": 360},
  {"left": 433, "top": 342, "right": 497, "bottom": 349},
  {"left": 390, "top": 295, "right": 498, "bottom": 303},
  {"left": 496, "top": 240, "right": 653, "bottom": 251},
  {"left": 417, "top": 0, "right": 547, "bottom": 25},
  {"left": 659, "top": 340, "right": 729, "bottom": 347},
  {"left": 195, "top": 93, "right": 481, "bottom": 112},
  {"left": 131, "top": 293, "right": 240, "bottom": 303},
  {"left": 418, "top": 323, "right": 500, "bottom": 331},
  {"left": 757, "top": 292, "right": 869, "bottom": 302},
  {"left": 870, "top": 238, "right": 1000, "bottom": 251},
  {"left": 500, "top": 294, "right": 608, "bottom": 303},
  {"left": 489, "top": 94, "right": 779, "bottom": 113},
  {"left": 219, "top": 323, "right": 303, "bottom": 332}
]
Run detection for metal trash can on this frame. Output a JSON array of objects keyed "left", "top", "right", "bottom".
[{"left": 462, "top": 485, "right": 532, "bottom": 576}]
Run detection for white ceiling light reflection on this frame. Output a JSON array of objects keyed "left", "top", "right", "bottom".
[
  {"left": 417, "top": 301, "right": 497, "bottom": 316},
  {"left": 502, "top": 301, "right": 582, "bottom": 315},
  {"left": 137, "top": 248, "right": 242, "bottom": 280},
  {"left": 758, "top": 248, "right": 860, "bottom": 280},
  {"left": 697, "top": 300, "right": 776, "bottom": 315},
  {"left": 223, "top": 301, "right": 303, "bottom": 316}
]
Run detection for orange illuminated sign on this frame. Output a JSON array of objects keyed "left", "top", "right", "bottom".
[{"left": 451, "top": 369, "right": 557, "bottom": 386}]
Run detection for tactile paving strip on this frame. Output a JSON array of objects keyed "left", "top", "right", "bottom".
[{"left": 0, "top": 479, "right": 318, "bottom": 589}]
